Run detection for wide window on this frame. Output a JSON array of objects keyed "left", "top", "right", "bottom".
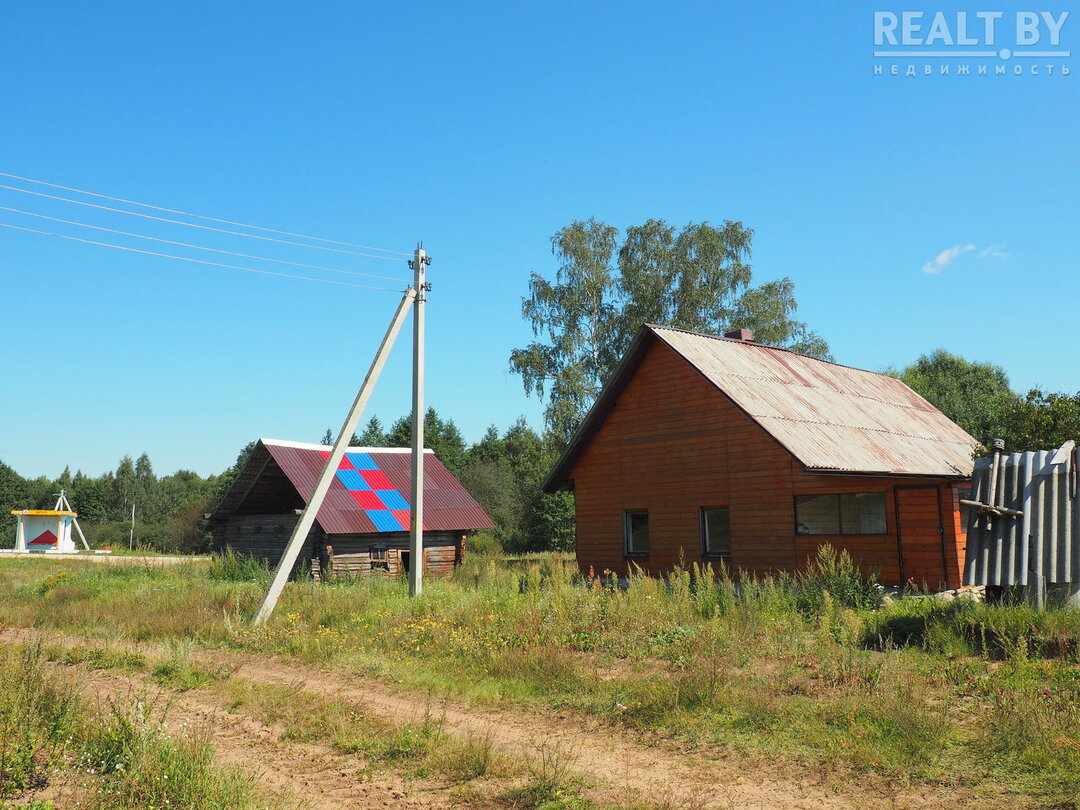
[
  {"left": 795, "top": 492, "right": 887, "bottom": 535},
  {"left": 624, "top": 511, "right": 650, "bottom": 556},
  {"left": 701, "top": 507, "right": 731, "bottom": 557}
]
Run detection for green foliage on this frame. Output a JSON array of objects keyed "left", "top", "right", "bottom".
[
  {"left": 510, "top": 218, "right": 830, "bottom": 443},
  {"left": 0, "top": 450, "right": 230, "bottom": 555},
  {"left": 896, "top": 349, "right": 1019, "bottom": 448},
  {"left": 459, "top": 419, "right": 574, "bottom": 552},
  {"left": 5, "top": 556, "right": 1080, "bottom": 801},
  {"left": 895, "top": 349, "right": 1080, "bottom": 451},
  {"left": 0, "top": 645, "right": 79, "bottom": 799},
  {"left": 208, "top": 549, "right": 270, "bottom": 583},
  {"left": 384, "top": 408, "right": 468, "bottom": 476},
  {"left": 795, "top": 545, "right": 883, "bottom": 614}
]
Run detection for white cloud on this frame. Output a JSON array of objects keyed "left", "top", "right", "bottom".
[
  {"left": 979, "top": 243, "right": 1009, "bottom": 259},
  {"left": 922, "top": 243, "right": 975, "bottom": 274}
]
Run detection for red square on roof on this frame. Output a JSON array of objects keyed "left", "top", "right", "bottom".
[
  {"left": 337, "top": 455, "right": 354, "bottom": 470},
  {"left": 360, "top": 469, "right": 393, "bottom": 490},
  {"left": 350, "top": 490, "right": 384, "bottom": 510},
  {"left": 389, "top": 511, "right": 427, "bottom": 531}
]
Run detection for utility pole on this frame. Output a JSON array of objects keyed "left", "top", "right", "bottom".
[
  {"left": 128, "top": 503, "right": 136, "bottom": 551},
  {"left": 408, "top": 245, "right": 431, "bottom": 598},
  {"left": 252, "top": 286, "right": 417, "bottom": 626}
]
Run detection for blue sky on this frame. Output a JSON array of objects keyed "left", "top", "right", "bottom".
[{"left": 1, "top": 1, "right": 1076, "bottom": 480}]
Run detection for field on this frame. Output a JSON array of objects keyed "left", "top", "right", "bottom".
[{"left": 1, "top": 549, "right": 1080, "bottom": 810}]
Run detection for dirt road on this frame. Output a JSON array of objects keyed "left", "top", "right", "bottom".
[{"left": 0, "top": 627, "right": 1010, "bottom": 810}]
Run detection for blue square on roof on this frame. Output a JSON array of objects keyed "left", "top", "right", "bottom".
[
  {"left": 335, "top": 469, "right": 370, "bottom": 491},
  {"left": 346, "top": 452, "right": 378, "bottom": 470},
  {"left": 366, "top": 509, "right": 403, "bottom": 532},
  {"left": 375, "top": 489, "right": 409, "bottom": 510}
]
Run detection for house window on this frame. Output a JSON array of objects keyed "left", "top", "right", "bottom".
[
  {"left": 701, "top": 507, "right": 731, "bottom": 557},
  {"left": 370, "top": 544, "right": 389, "bottom": 571},
  {"left": 623, "top": 511, "right": 650, "bottom": 556},
  {"left": 795, "top": 492, "right": 887, "bottom": 535}
]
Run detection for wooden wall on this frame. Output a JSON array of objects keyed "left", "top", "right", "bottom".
[
  {"left": 210, "top": 514, "right": 322, "bottom": 576},
  {"left": 569, "top": 340, "right": 968, "bottom": 589},
  {"left": 324, "top": 532, "right": 464, "bottom": 579},
  {"left": 212, "top": 518, "right": 465, "bottom": 581}
]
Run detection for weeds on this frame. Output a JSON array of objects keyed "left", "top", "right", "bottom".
[{"left": 3, "top": 549, "right": 1080, "bottom": 801}]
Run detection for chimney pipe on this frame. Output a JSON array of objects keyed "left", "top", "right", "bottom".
[{"left": 724, "top": 328, "right": 754, "bottom": 342}]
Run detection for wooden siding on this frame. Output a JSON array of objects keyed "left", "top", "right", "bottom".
[
  {"left": 569, "top": 340, "right": 968, "bottom": 588},
  {"left": 212, "top": 518, "right": 466, "bottom": 581},
  {"left": 211, "top": 514, "right": 321, "bottom": 576},
  {"left": 323, "top": 532, "right": 463, "bottom": 579}
]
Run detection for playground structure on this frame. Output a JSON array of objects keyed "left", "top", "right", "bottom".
[{"left": 6, "top": 489, "right": 96, "bottom": 554}]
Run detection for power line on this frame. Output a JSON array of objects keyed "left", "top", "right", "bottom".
[
  {"left": 0, "top": 205, "right": 411, "bottom": 283},
  {"left": 0, "top": 171, "right": 412, "bottom": 256},
  {"left": 0, "top": 222, "right": 405, "bottom": 291},
  {"left": 0, "top": 183, "right": 407, "bottom": 262}
]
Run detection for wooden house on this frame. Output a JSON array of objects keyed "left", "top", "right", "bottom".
[
  {"left": 543, "top": 325, "right": 980, "bottom": 589},
  {"left": 210, "top": 439, "right": 494, "bottom": 579}
]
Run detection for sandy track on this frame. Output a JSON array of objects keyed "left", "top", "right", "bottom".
[{"left": 1, "top": 627, "right": 1008, "bottom": 810}]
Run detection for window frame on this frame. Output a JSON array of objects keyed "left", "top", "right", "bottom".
[
  {"left": 623, "top": 510, "right": 650, "bottom": 558},
  {"left": 700, "top": 506, "right": 732, "bottom": 559},
  {"left": 793, "top": 492, "right": 888, "bottom": 536}
]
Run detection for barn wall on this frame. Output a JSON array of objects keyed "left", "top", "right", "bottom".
[
  {"left": 569, "top": 340, "right": 967, "bottom": 588},
  {"left": 211, "top": 514, "right": 322, "bottom": 576},
  {"left": 324, "top": 532, "right": 463, "bottom": 579}
]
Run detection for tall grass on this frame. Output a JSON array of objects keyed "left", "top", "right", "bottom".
[
  {"left": 0, "top": 640, "right": 279, "bottom": 809},
  {"left": 2, "top": 550, "right": 1080, "bottom": 803}
]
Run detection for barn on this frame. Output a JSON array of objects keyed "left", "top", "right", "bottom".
[
  {"left": 210, "top": 439, "right": 494, "bottom": 579},
  {"left": 543, "top": 325, "right": 981, "bottom": 589}
]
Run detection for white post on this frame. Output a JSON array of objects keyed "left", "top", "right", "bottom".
[
  {"left": 409, "top": 246, "right": 429, "bottom": 598},
  {"left": 252, "top": 287, "right": 417, "bottom": 626},
  {"left": 128, "top": 503, "right": 136, "bottom": 550}
]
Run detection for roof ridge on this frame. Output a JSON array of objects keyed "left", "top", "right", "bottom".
[
  {"left": 645, "top": 323, "right": 904, "bottom": 382},
  {"left": 260, "top": 438, "right": 433, "bottom": 453}
]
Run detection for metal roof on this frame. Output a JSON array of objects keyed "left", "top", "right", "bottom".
[
  {"left": 217, "top": 439, "right": 493, "bottom": 535},
  {"left": 544, "top": 325, "right": 979, "bottom": 491}
]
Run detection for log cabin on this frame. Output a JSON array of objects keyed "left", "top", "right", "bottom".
[
  {"left": 210, "top": 439, "right": 494, "bottom": 579},
  {"left": 543, "top": 325, "right": 980, "bottom": 589}
]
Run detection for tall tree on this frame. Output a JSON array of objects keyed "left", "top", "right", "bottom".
[
  {"left": 386, "top": 408, "right": 467, "bottom": 476},
  {"left": 511, "top": 218, "right": 829, "bottom": 442},
  {"left": 353, "top": 416, "right": 389, "bottom": 447},
  {"left": 895, "top": 350, "right": 1019, "bottom": 449}
]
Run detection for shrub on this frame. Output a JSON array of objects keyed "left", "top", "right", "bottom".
[
  {"left": 208, "top": 549, "right": 269, "bottom": 583},
  {"left": 796, "top": 545, "right": 882, "bottom": 614}
]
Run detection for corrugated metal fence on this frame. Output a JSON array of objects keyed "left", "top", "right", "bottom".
[{"left": 964, "top": 445, "right": 1080, "bottom": 588}]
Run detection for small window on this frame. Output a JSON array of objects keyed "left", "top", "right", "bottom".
[
  {"left": 795, "top": 492, "right": 887, "bottom": 535},
  {"left": 370, "top": 545, "right": 389, "bottom": 571},
  {"left": 624, "top": 511, "right": 650, "bottom": 556},
  {"left": 701, "top": 507, "right": 731, "bottom": 557}
]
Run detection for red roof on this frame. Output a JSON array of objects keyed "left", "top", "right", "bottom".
[{"left": 245, "top": 439, "right": 493, "bottom": 535}]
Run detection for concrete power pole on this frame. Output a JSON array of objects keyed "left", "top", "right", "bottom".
[{"left": 408, "top": 245, "right": 430, "bottom": 598}]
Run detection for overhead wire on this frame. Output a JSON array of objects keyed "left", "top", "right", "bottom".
[
  {"left": 0, "top": 222, "right": 406, "bottom": 291},
  {"left": 0, "top": 171, "right": 412, "bottom": 256},
  {"left": 0, "top": 183, "right": 407, "bottom": 261},
  {"left": 0, "top": 205, "right": 411, "bottom": 283}
]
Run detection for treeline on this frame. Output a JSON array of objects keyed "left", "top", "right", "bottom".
[
  {"left": 330, "top": 408, "right": 574, "bottom": 553},
  {"left": 0, "top": 454, "right": 229, "bottom": 552}
]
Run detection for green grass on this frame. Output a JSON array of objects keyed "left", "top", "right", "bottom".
[
  {"left": 2, "top": 549, "right": 1080, "bottom": 805},
  {"left": 0, "top": 641, "right": 280, "bottom": 810}
]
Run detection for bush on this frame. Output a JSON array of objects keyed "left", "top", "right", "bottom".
[
  {"left": 207, "top": 549, "right": 269, "bottom": 583},
  {"left": 466, "top": 530, "right": 503, "bottom": 557},
  {"left": 796, "top": 545, "right": 882, "bottom": 614}
]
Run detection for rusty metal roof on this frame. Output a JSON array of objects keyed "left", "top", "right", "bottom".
[
  {"left": 218, "top": 439, "right": 493, "bottom": 535},
  {"left": 544, "top": 325, "right": 978, "bottom": 491}
]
